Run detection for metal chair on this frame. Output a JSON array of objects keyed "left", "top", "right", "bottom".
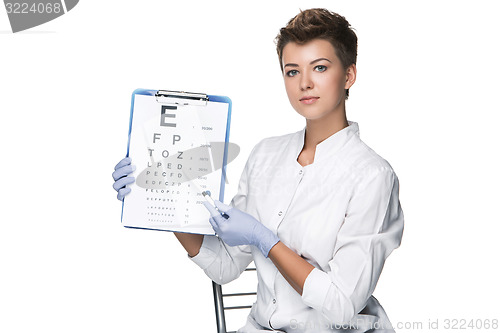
[{"left": 213, "top": 264, "right": 257, "bottom": 333}]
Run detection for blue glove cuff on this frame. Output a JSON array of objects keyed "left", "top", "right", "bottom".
[{"left": 253, "top": 225, "right": 280, "bottom": 258}]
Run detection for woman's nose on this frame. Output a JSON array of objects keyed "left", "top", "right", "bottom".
[{"left": 300, "top": 73, "right": 313, "bottom": 91}]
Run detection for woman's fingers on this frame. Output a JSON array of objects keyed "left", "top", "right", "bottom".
[
  {"left": 114, "top": 157, "right": 131, "bottom": 170},
  {"left": 214, "top": 200, "right": 232, "bottom": 213},
  {"left": 113, "top": 175, "right": 135, "bottom": 191},
  {"left": 202, "top": 201, "right": 219, "bottom": 218},
  {"left": 112, "top": 157, "right": 136, "bottom": 201},
  {"left": 112, "top": 164, "right": 136, "bottom": 181},
  {"left": 117, "top": 187, "right": 131, "bottom": 201},
  {"left": 208, "top": 217, "right": 217, "bottom": 229}
]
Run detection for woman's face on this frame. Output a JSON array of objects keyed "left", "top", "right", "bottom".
[{"left": 281, "top": 39, "right": 355, "bottom": 121}]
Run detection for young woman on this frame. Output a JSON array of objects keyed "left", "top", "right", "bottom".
[{"left": 113, "top": 8, "right": 404, "bottom": 332}]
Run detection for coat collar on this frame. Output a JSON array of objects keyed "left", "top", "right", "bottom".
[{"left": 293, "top": 121, "right": 360, "bottom": 166}]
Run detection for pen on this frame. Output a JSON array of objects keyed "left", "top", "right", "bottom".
[
  {"left": 179, "top": 166, "right": 230, "bottom": 219},
  {"left": 202, "top": 190, "right": 230, "bottom": 219}
]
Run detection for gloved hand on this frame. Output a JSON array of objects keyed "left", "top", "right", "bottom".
[
  {"left": 112, "top": 157, "right": 136, "bottom": 201},
  {"left": 202, "top": 200, "right": 280, "bottom": 258}
]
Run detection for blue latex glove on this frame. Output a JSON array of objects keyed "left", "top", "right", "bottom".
[
  {"left": 112, "top": 157, "right": 136, "bottom": 201},
  {"left": 202, "top": 200, "right": 280, "bottom": 258}
]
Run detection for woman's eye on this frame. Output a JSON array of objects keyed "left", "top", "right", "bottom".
[
  {"left": 286, "top": 70, "right": 299, "bottom": 77},
  {"left": 314, "top": 65, "right": 327, "bottom": 72}
]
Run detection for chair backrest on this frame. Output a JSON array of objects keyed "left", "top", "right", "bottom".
[{"left": 212, "top": 264, "right": 257, "bottom": 333}]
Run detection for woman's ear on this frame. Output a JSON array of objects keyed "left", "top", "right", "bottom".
[{"left": 344, "top": 64, "right": 357, "bottom": 90}]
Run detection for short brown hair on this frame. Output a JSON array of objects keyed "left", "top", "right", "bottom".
[{"left": 275, "top": 8, "right": 358, "bottom": 99}]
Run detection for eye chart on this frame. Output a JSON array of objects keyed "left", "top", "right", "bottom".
[{"left": 121, "top": 90, "right": 231, "bottom": 235}]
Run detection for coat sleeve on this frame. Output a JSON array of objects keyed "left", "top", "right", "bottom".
[
  {"left": 301, "top": 166, "right": 404, "bottom": 325},
  {"left": 187, "top": 146, "right": 257, "bottom": 285}
]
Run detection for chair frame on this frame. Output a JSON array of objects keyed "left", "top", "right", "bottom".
[{"left": 213, "top": 267, "right": 257, "bottom": 333}]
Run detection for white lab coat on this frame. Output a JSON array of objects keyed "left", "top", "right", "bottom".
[{"left": 189, "top": 121, "right": 404, "bottom": 332}]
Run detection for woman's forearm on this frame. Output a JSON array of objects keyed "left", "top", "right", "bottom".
[
  {"left": 268, "top": 241, "right": 315, "bottom": 295},
  {"left": 173, "top": 232, "right": 204, "bottom": 257}
]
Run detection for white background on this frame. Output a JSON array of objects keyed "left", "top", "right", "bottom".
[{"left": 1, "top": 1, "right": 499, "bottom": 332}]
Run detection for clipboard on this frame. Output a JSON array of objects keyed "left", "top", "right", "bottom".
[{"left": 121, "top": 89, "right": 234, "bottom": 235}]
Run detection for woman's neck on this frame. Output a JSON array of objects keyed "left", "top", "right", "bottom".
[{"left": 303, "top": 109, "right": 349, "bottom": 151}]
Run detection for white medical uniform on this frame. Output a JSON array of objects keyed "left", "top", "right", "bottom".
[{"left": 189, "top": 121, "right": 404, "bottom": 332}]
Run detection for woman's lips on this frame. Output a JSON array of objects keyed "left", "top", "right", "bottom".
[{"left": 300, "top": 96, "right": 319, "bottom": 105}]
